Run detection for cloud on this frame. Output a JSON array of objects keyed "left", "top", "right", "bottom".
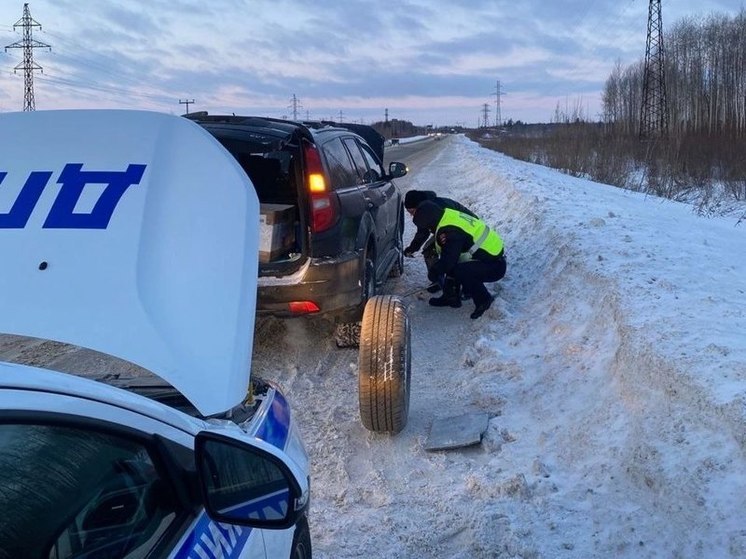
[{"left": 0, "top": 0, "right": 742, "bottom": 124}]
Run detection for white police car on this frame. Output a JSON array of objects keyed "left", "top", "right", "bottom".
[{"left": 0, "top": 110, "right": 311, "bottom": 558}]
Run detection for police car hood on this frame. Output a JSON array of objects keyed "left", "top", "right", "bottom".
[{"left": 0, "top": 110, "right": 259, "bottom": 417}]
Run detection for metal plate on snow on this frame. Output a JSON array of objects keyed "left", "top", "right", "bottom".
[{"left": 425, "top": 412, "right": 490, "bottom": 451}]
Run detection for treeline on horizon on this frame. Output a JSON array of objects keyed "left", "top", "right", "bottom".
[{"left": 472, "top": 9, "right": 746, "bottom": 219}]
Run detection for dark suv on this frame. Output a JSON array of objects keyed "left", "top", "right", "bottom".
[{"left": 186, "top": 113, "right": 408, "bottom": 337}]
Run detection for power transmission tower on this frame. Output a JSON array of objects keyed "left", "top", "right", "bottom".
[
  {"left": 640, "top": 0, "right": 669, "bottom": 138},
  {"left": 4, "top": 3, "right": 51, "bottom": 112},
  {"left": 337, "top": 110, "right": 344, "bottom": 123},
  {"left": 493, "top": 80, "right": 505, "bottom": 127},
  {"left": 288, "top": 94, "right": 302, "bottom": 120},
  {"left": 481, "top": 103, "right": 490, "bottom": 128},
  {"left": 179, "top": 99, "right": 195, "bottom": 114}
]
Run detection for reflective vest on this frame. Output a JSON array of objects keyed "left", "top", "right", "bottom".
[{"left": 435, "top": 208, "right": 504, "bottom": 259}]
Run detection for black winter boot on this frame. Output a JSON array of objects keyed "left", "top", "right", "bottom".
[
  {"left": 470, "top": 295, "right": 495, "bottom": 319},
  {"left": 429, "top": 278, "right": 462, "bottom": 308}
]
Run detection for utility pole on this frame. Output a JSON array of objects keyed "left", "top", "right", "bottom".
[
  {"left": 640, "top": 0, "right": 668, "bottom": 138},
  {"left": 288, "top": 94, "right": 302, "bottom": 120},
  {"left": 179, "top": 99, "right": 195, "bottom": 114},
  {"left": 493, "top": 80, "right": 505, "bottom": 127},
  {"left": 5, "top": 3, "right": 51, "bottom": 112}
]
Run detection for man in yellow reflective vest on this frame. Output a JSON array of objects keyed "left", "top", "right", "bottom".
[
  {"left": 412, "top": 200, "right": 506, "bottom": 319},
  {"left": 403, "top": 189, "right": 479, "bottom": 294}
]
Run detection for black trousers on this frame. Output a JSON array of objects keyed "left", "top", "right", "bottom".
[
  {"left": 422, "top": 237, "right": 438, "bottom": 274},
  {"left": 450, "top": 257, "right": 506, "bottom": 306}
]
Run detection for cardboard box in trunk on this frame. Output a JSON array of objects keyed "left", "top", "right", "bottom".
[{"left": 259, "top": 204, "right": 295, "bottom": 263}]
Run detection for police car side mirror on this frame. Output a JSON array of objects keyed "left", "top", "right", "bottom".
[
  {"left": 388, "top": 161, "right": 408, "bottom": 179},
  {"left": 194, "top": 432, "right": 309, "bottom": 530}
]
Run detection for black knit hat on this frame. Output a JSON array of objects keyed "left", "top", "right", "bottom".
[
  {"left": 412, "top": 200, "right": 444, "bottom": 232},
  {"left": 404, "top": 189, "right": 436, "bottom": 209}
]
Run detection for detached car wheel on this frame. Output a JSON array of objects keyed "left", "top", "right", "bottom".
[{"left": 358, "top": 295, "right": 411, "bottom": 434}]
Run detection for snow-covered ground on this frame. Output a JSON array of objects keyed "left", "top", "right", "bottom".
[
  {"left": 254, "top": 134, "right": 746, "bottom": 558},
  {"left": 1, "top": 130, "right": 742, "bottom": 558}
]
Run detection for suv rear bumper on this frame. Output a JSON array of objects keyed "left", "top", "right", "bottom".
[{"left": 257, "top": 252, "right": 363, "bottom": 320}]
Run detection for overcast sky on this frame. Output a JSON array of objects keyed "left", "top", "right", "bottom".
[{"left": 0, "top": 0, "right": 741, "bottom": 126}]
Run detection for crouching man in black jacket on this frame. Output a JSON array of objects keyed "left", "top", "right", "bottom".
[
  {"left": 403, "top": 189, "right": 479, "bottom": 294},
  {"left": 412, "top": 200, "right": 506, "bottom": 319}
]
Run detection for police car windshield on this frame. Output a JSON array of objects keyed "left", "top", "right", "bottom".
[{"left": 0, "top": 423, "right": 177, "bottom": 559}]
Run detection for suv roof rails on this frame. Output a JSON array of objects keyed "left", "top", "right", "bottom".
[
  {"left": 184, "top": 112, "right": 295, "bottom": 126},
  {"left": 183, "top": 111, "right": 209, "bottom": 119},
  {"left": 183, "top": 113, "right": 385, "bottom": 159},
  {"left": 183, "top": 113, "right": 312, "bottom": 139},
  {"left": 301, "top": 120, "right": 345, "bottom": 130}
]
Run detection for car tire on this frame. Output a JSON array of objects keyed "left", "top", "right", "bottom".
[
  {"left": 389, "top": 212, "right": 405, "bottom": 278},
  {"left": 358, "top": 295, "right": 411, "bottom": 434},
  {"left": 389, "top": 245, "right": 405, "bottom": 278},
  {"left": 290, "top": 518, "right": 312, "bottom": 559}
]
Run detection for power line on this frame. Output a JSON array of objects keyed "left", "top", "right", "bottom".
[
  {"left": 4, "top": 3, "right": 51, "bottom": 111},
  {"left": 33, "top": 29, "right": 149, "bottom": 86},
  {"left": 35, "top": 73, "right": 175, "bottom": 105},
  {"left": 9, "top": 27, "right": 200, "bottom": 112}
]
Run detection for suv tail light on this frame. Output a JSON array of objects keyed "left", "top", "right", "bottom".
[
  {"left": 303, "top": 140, "right": 337, "bottom": 233},
  {"left": 288, "top": 301, "right": 321, "bottom": 315}
]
